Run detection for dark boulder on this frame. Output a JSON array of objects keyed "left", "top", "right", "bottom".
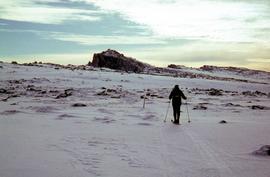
[
  {"left": 11, "top": 61, "right": 18, "bottom": 64},
  {"left": 0, "top": 88, "right": 7, "bottom": 94},
  {"left": 253, "top": 145, "right": 270, "bottom": 156},
  {"left": 219, "top": 120, "right": 227, "bottom": 124},
  {"left": 90, "top": 49, "right": 148, "bottom": 73},
  {"left": 250, "top": 105, "right": 265, "bottom": 110},
  {"left": 72, "top": 103, "right": 87, "bottom": 107}
]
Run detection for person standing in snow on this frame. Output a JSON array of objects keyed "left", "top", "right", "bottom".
[{"left": 169, "top": 85, "right": 187, "bottom": 124}]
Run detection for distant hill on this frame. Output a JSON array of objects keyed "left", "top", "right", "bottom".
[
  {"left": 88, "top": 49, "right": 269, "bottom": 84},
  {"left": 4, "top": 49, "right": 269, "bottom": 85},
  {"left": 199, "top": 65, "right": 270, "bottom": 77}
]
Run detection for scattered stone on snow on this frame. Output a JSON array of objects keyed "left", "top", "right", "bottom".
[
  {"left": 193, "top": 104, "right": 208, "bottom": 110},
  {"left": 1, "top": 110, "right": 21, "bottom": 115},
  {"left": 208, "top": 88, "right": 223, "bottom": 96},
  {"left": 55, "top": 89, "right": 73, "bottom": 99},
  {"left": 219, "top": 120, "right": 227, "bottom": 124},
  {"left": 0, "top": 88, "right": 7, "bottom": 94},
  {"left": 1, "top": 94, "right": 19, "bottom": 102},
  {"left": 72, "top": 103, "right": 87, "bottom": 107},
  {"left": 253, "top": 145, "right": 270, "bottom": 156},
  {"left": 250, "top": 105, "right": 266, "bottom": 110},
  {"left": 224, "top": 103, "right": 242, "bottom": 107},
  {"left": 242, "top": 91, "right": 267, "bottom": 97},
  {"left": 96, "top": 90, "right": 109, "bottom": 96},
  {"left": 111, "top": 95, "right": 121, "bottom": 99}
]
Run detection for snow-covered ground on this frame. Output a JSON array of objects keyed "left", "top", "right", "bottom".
[{"left": 0, "top": 62, "right": 269, "bottom": 177}]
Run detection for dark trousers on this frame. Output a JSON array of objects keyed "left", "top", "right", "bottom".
[{"left": 173, "top": 104, "right": 181, "bottom": 123}]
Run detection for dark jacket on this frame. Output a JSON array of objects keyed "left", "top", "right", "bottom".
[{"left": 169, "top": 87, "right": 187, "bottom": 105}]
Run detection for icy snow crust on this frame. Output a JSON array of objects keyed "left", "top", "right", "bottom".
[{"left": 0, "top": 63, "right": 270, "bottom": 177}]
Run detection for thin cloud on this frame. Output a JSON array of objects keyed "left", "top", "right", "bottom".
[
  {"left": 47, "top": 32, "right": 167, "bottom": 45},
  {"left": 0, "top": 28, "right": 167, "bottom": 45},
  {"left": 247, "top": 58, "right": 270, "bottom": 63},
  {"left": 0, "top": 0, "right": 102, "bottom": 24},
  {"left": 88, "top": 0, "right": 270, "bottom": 43}
]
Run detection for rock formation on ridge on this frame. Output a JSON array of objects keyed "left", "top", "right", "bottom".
[{"left": 91, "top": 49, "right": 148, "bottom": 73}]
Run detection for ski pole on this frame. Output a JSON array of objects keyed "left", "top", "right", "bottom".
[
  {"left": 185, "top": 100, "right": 191, "bottom": 123},
  {"left": 164, "top": 100, "right": 171, "bottom": 122}
]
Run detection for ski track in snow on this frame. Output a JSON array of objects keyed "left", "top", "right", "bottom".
[
  {"left": 159, "top": 126, "right": 175, "bottom": 177},
  {"left": 183, "top": 127, "right": 236, "bottom": 177}
]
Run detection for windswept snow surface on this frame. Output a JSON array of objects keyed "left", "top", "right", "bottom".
[{"left": 0, "top": 63, "right": 269, "bottom": 177}]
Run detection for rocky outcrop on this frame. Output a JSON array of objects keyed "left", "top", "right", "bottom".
[
  {"left": 168, "top": 64, "right": 185, "bottom": 69},
  {"left": 91, "top": 49, "right": 148, "bottom": 73}
]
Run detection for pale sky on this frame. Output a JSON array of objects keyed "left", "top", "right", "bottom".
[{"left": 0, "top": 0, "right": 270, "bottom": 70}]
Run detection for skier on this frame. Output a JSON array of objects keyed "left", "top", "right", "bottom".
[{"left": 169, "top": 85, "right": 187, "bottom": 124}]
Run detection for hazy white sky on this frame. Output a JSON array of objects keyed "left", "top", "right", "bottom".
[{"left": 0, "top": 0, "right": 269, "bottom": 70}]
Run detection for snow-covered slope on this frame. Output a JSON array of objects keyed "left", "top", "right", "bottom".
[
  {"left": 0, "top": 62, "right": 269, "bottom": 177},
  {"left": 150, "top": 65, "right": 270, "bottom": 85}
]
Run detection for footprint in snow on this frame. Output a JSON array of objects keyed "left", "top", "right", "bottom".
[
  {"left": 97, "top": 108, "right": 114, "bottom": 115},
  {"left": 137, "top": 122, "right": 152, "bottom": 126},
  {"left": 93, "top": 116, "right": 115, "bottom": 124},
  {"left": 55, "top": 114, "right": 77, "bottom": 120},
  {"left": 142, "top": 114, "right": 157, "bottom": 121}
]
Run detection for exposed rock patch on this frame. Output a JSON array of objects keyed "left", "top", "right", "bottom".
[
  {"left": 167, "top": 64, "right": 185, "bottom": 69},
  {"left": 72, "top": 103, "right": 87, "bottom": 107},
  {"left": 1, "top": 110, "right": 22, "bottom": 115},
  {"left": 56, "top": 89, "right": 73, "bottom": 99},
  {"left": 11, "top": 61, "right": 18, "bottom": 64},
  {"left": 0, "top": 88, "right": 7, "bottom": 93},
  {"left": 242, "top": 91, "right": 267, "bottom": 97},
  {"left": 219, "top": 120, "right": 227, "bottom": 124},
  {"left": 193, "top": 104, "right": 208, "bottom": 110},
  {"left": 250, "top": 105, "right": 266, "bottom": 110},
  {"left": 208, "top": 88, "right": 223, "bottom": 96},
  {"left": 223, "top": 103, "right": 242, "bottom": 107},
  {"left": 91, "top": 49, "right": 148, "bottom": 73},
  {"left": 253, "top": 145, "right": 270, "bottom": 156},
  {"left": 1, "top": 94, "right": 19, "bottom": 102},
  {"left": 95, "top": 87, "right": 129, "bottom": 99}
]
